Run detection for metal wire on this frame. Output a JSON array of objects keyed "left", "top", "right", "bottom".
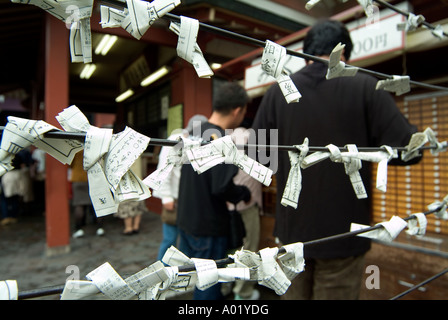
[
  {"left": 98, "top": 0, "right": 448, "bottom": 92},
  {"left": 16, "top": 203, "right": 445, "bottom": 299},
  {"left": 0, "top": 126, "right": 440, "bottom": 154},
  {"left": 389, "top": 267, "right": 448, "bottom": 300}
]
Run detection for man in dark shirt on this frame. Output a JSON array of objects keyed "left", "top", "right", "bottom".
[
  {"left": 177, "top": 82, "right": 251, "bottom": 300},
  {"left": 251, "top": 20, "right": 420, "bottom": 299}
]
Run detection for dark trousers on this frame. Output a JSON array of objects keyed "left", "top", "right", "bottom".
[{"left": 178, "top": 229, "right": 228, "bottom": 300}]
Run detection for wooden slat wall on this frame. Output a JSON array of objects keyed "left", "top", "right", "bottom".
[{"left": 371, "top": 93, "right": 448, "bottom": 235}]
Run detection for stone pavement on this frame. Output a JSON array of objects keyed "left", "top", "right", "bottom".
[{"left": 0, "top": 210, "right": 278, "bottom": 300}]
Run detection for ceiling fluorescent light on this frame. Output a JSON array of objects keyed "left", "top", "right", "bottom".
[
  {"left": 80, "top": 64, "right": 96, "bottom": 79},
  {"left": 211, "top": 63, "right": 222, "bottom": 70},
  {"left": 115, "top": 89, "right": 134, "bottom": 103},
  {"left": 95, "top": 34, "right": 110, "bottom": 55},
  {"left": 95, "top": 34, "right": 118, "bottom": 56},
  {"left": 140, "top": 66, "right": 170, "bottom": 87}
]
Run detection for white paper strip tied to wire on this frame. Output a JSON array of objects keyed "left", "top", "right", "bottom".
[
  {"left": 342, "top": 145, "right": 397, "bottom": 193},
  {"left": 401, "top": 127, "right": 448, "bottom": 161},
  {"left": 261, "top": 40, "right": 301, "bottom": 103},
  {"left": 126, "top": 0, "right": 180, "bottom": 39},
  {"left": 326, "top": 43, "right": 359, "bottom": 80},
  {"left": 11, "top": 0, "right": 93, "bottom": 63},
  {"left": 376, "top": 75, "right": 411, "bottom": 96},
  {"left": 397, "top": 12, "right": 425, "bottom": 32},
  {"left": 56, "top": 105, "right": 151, "bottom": 217},
  {"left": 185, "top": 135, "right": 273, "bottom": 186},
  {"left": 0, "top": 280, "right": 18, "bottom": 300},
  {"left": 281, "top": 138, "right": 309, "bottom": 209},
  {"left": 170, "top": 16, "right": 214, "bottom": 78},
  {"left": 351, "top": 215, "right": 408, "bottom": 242},
  {"left": 301, "top": 143, "right": 397, "bottom": 197},
  {"left": 428, "top": 195, "right": 448, "bottom": 220},
  {"left": 431, "top": 25, "right": 445, "bottom": 39},
  {"left": 100, "top": 0, "right": 180, "bottom": 40},
  {"left": 406, "top": 212, "right": 427, "bottom": 237},
  {"left": 232, "top": 245, "right": 304, "bottom": 296},
  {"left": 0, "top": 116, "right": 83, "bottom": 176},
  {"left": 143, "top": 136, "right": 199, "bottom": 190}
]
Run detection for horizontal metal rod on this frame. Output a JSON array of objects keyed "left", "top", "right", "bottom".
[
  {"left": 17, "top": 204, "right": 444, "bottom": 299},
  {"left": 389, "top": 266, "right": 448, "bottom": 300},
  {"left": 0, "top": 126, "right": 438, "bottom": 153},
  {"left": 374, "top": 0, "right": 448, "bottom": 38}
]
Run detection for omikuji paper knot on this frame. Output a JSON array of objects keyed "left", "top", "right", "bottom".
[
  {"left": 56, "top": 106, "right": 151, "bottom": 217},
  {"left": 185, "top": 135, "right": 273, "bottom": 186},
  {"left": 12, "top": 0, "right": 93, "bottom": 63},
  {"left": 326, "top": 43, "right": 358, "bottom": 80},
  {"left": 397, "top": 12, "right": 425, "bottom": 32},
  {"left": 281, "top": 138, "right": 309, "bottom": 209},
  {"left": 277, "top": 243, "right": 305, "bottom": 280},
  {"left": 86, "top": 262, "right": 137, "bottom": 300},
  {"left": 402, "top": 127, "right": 446, "bottom": 161},
  {"left": 431, "top": 25, "right": 445, "bottom": 39},
  {"left": 406, "top": 212, "right": 427, "bottom": 237},
  {"left": 191, "top": 258, "right": 219, "bottom": 291},
  {"left": 126, "top": 0, "right": 181, "bottom": 40},
  {"left": 344, "top": 144, "right": 367, "bottom": 199},
  {"left": 0, "top": 280, "right": 18, "bottom": 300},
  {"left": 351, "top": 215, "right": 407, "bottom": 242},
  {"left": 357, "top": 0, "right": 373, "bottom": 15},
  {"left": 170, "top": 16, "right": 213, "bottom": 78},
  {"left": 0, "top": 116, "right": 81, "bottom": 176},
  {"left": 143, "top": 137, "right": 185, "bottom": 190},
  {"left": 258, "top": 247, "right": 291, "bottom": 295},
  {"left": 428, "top": 197, "right": 448, "bottom": 220},
  {"left": 261, "top": 40, "right": 301, "bottom": 103},
  {"left": 376, "top": 75, "right": 410, "bottom": 96}
]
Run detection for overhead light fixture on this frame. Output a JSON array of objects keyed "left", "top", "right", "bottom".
[
  {"left": 80, "top": 64, "right": 96, "bottom": 79},
  {"left": 115, "top": 89, "right": 134, "bottom": 103},
  {"left": 211, "top": 63, "right": 222, "bottom": 70},
  {"left": 140, "top": 66, "right": 171, "bottom": 87},
  {"left": 95, "top": 34, "right": 118, "bottom": 56}
]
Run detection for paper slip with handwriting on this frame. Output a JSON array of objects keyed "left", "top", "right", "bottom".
[
  {"left": 281, "top": 138, "right": 309, "bottom": 209},
  {"left": 86, "top": 262, "right": 137, "bottom": 300},
  {"left": 258, "top": 247, "right": 291, "bottom": 295},
  {"left": 277, "top": 243, "right": 305, "bottom": 280},
  {"left": 376, "top": 75, "right": 410, "bottom": 96},
  {"left": 170, "top": 17, "right": 213, "bottom": 78},
  {"left": 261, "top": 40, "right": 301, "bottom": 103},
  {"left": 124, "top": 261, "right": 169, "bottom": 294},
  {"left": 126, "top": 0, "right": 181, "bottom": 39},
  {"left": 406, "top": 213, "right": 427, "bottom": 236},
  {"left": 60, "top": 280, "right": 100, "bottom": 300},
  {"left": 351, "top": 215, "right": 407, "bottom": 242},
  {"left": 186, "top": 135, "right": 273, "bottom": 186},
  {"left": 104, "top": 127, "right": 150, "bottom": 192},
  {"left": 12, "top": 0, "right": 93, "bottom": 63},
  {"left": 0, "top": 117, "right": 82, "bottom": 175}
]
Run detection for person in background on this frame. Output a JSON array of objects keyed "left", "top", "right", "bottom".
[
  {"left": 229, "top": 126, "right": 263, "bottom": 300},
  {"left": 154, "top": 114, "right": 208, "bottom": 261},
  {"left": 251, "top": 19, "right": 421, "bottom": 300},
  {"left": 176, "top": 82, "right": 251, "bottom": 300},
  {"left": 31, "top": 147, "right": 46, "bottom": 215},
  {"left": 71, "top": 151, "right": 105, "bottom": 238},
  {"left": 0, "top": 155, "right": 23, "bottom": 226}
]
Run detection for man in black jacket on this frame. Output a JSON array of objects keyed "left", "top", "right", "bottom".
[
  {"left": 251, "top": 20, "right": 421, "bottom": 299},
  {"left": 177, "top": 82, "right": 251, "bottom": 300}
]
